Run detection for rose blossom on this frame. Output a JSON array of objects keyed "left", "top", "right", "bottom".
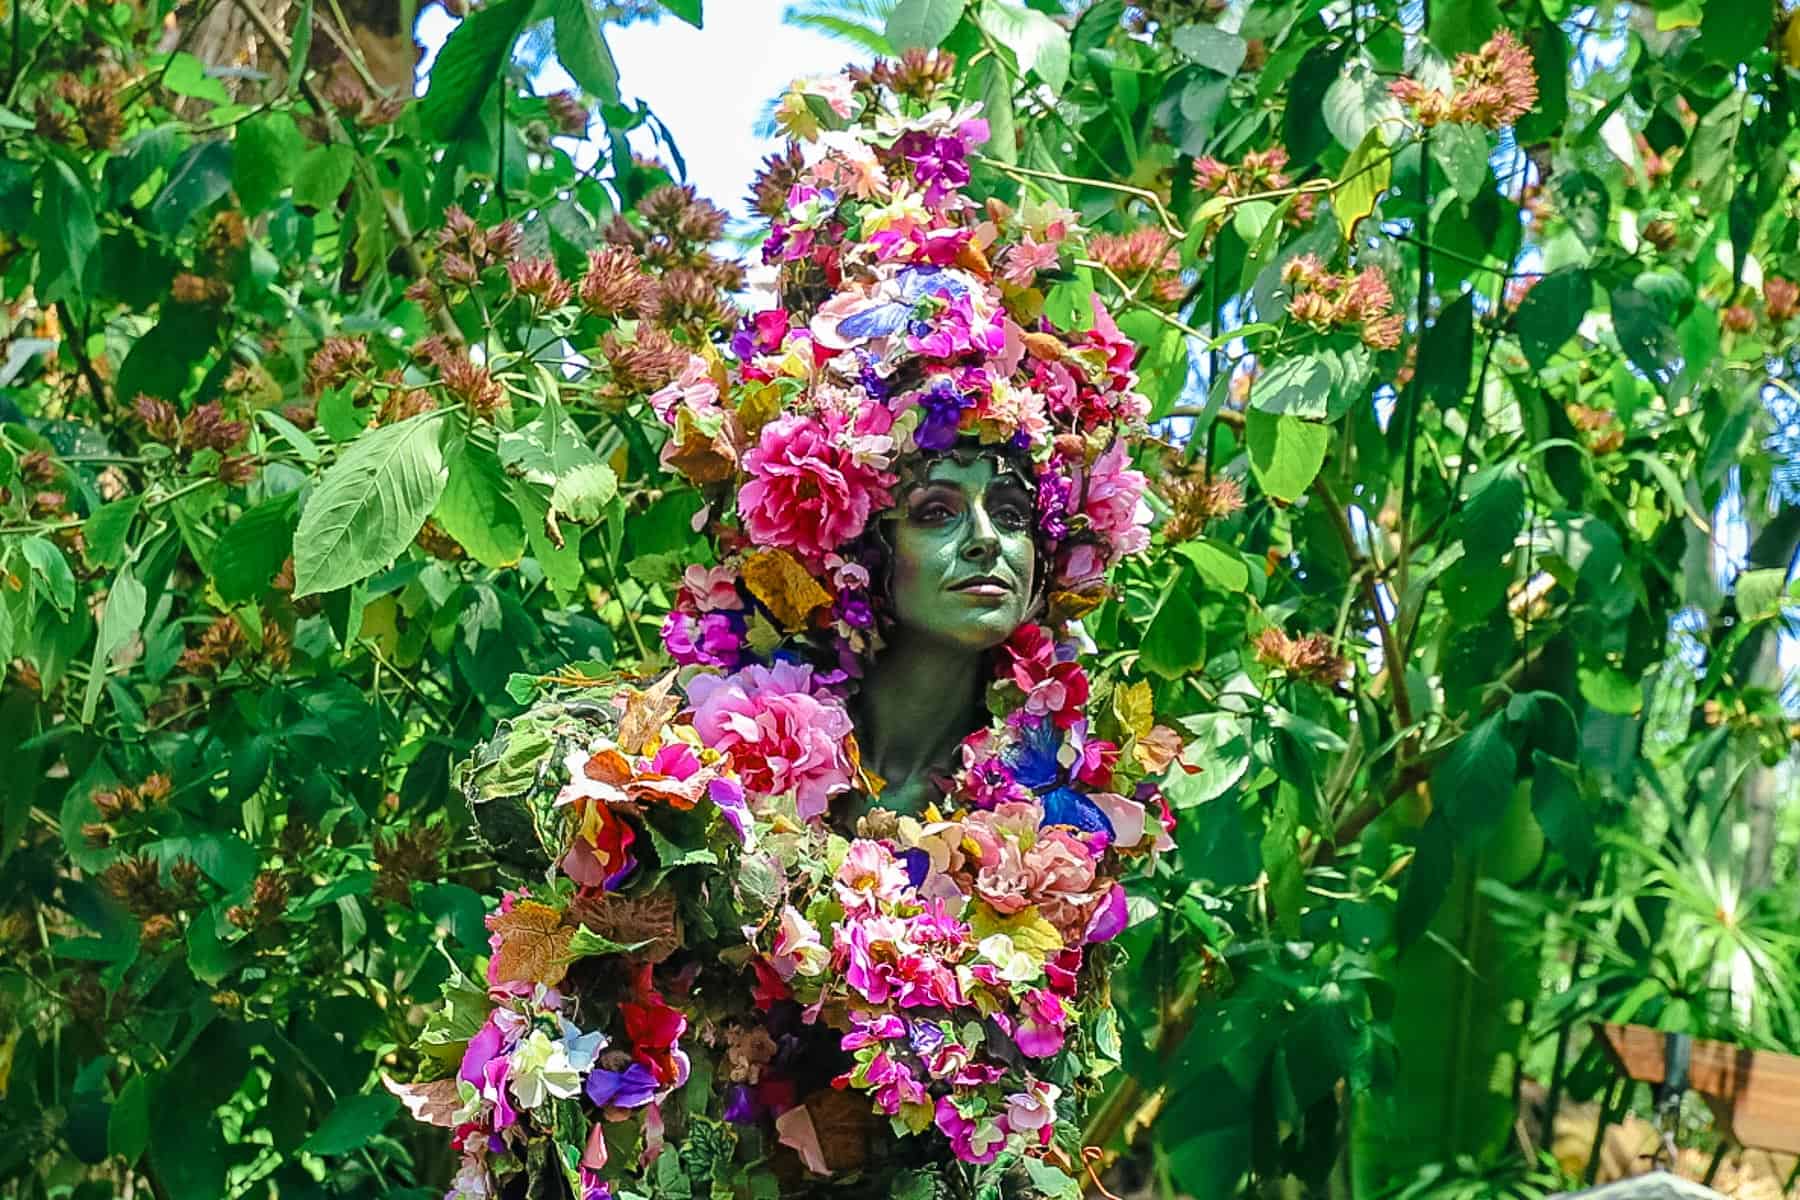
[
  {"left": 736, "top": 412, "right": 895, "bottom": 567},
  {"left": 687, "top": 661, "right": 855, "bottom": 820}
]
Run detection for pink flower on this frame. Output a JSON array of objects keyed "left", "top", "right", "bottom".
[
  {"left": 737, "top": 412, "right": 895, "bottom": 567},
  {"left": 934, "top": 1097, "right": 1006, "bottom": 1164},
  {"left": 1005, "top": 625, "right": 1091, "bottom": 729},
  {"left": 1013, "top": 988, "right": 1068, "bottom": 1057},
  {"left": 680, "top": 564, "right": 742, "bottom": 612},
  {"left": 1000, "top": 236, "right": 1060, "bottom": 287},
  {"left": 1002, "top": 1079, "right": 1060, "bottom": 1147},
  {"left": 836, "top": 912, "right": 912, "bottom": 1004},
  {"left": 771, "top": 905, "right": 828, "bottom": 978},
  {"left": 834, "top": 840, "right": 913, "bottom": 911},
  {"left": 687, "top": 661, "right": 855, "bottom": 820},
  {"left": 1021, "top": 828, "right": 1101, "bottom": 943},
  {"left": 647, "top": 355, "right": 719, "bottom": 425},
  {"left": 1078, "top": 441, "right": 1152, "bottom": 566}
]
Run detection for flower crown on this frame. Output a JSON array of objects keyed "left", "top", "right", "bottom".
[{"left": 651, "top": 73, "right": 1155, "bottom": 674}]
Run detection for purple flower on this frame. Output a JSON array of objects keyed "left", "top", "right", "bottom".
[
  {"left": 724, "top": 1083, "right": 759, "bottom": 1124},
  {"left": 459, "top": 1016, "right": 507, "bottom": 1088},
  {"left": 585, "top": 1062, "right": 660, "bottom": 1109},
  {"left": 914, "top": 379, "right": 971, "bottom": 451}
]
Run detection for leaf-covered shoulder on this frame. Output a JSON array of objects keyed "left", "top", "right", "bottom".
[{"left": 457, "top": 673, "right": 682, "bottom": 876}]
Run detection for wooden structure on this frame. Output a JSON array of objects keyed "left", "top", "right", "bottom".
[{"left": 1595, "top": 1023, "right": 1800, "bottom": 1156}]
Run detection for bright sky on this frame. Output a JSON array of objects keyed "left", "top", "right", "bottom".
[{"left": 416, "top": 0, "right": 862, "bottom": 220}]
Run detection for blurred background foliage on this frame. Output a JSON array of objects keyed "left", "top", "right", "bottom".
[{"left": 2, "top": 0, "right": 1800, "bottom": 1197}]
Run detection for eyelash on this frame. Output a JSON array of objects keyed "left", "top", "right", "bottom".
[{"left": 913, "top": 501, "right": 1032, "bottom": 528}]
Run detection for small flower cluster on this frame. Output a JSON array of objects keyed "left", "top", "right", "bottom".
[
  {"left": 1280, "top": 254, "right": 1404, "bottom": 350},
  {"left": 1191, "top": 146, "right": 1317, "bottom": 227},
  {"left": 1252, "top": 627, "right": 1349, "bottom": 687},
  {"left": 410, "top": 617, "right": 1180, "bottom": 1198},
  {"left": 1390, "top": 30, "right": 1538, "bottom": 130}
]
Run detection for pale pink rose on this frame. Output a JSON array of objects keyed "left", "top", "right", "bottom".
[
  {"left": 1000, "top": 236, "right": 1060, "bottom": 287},
  {"left": 680, "top": 564, "right": 742, "bottom": 613},
  {"left": 1079, "top": 440, "right": 1151, "bottom": 565},
  {"left": 1021, "top": 828, "right": 1101, "bottom": 943},
  {"left": 835, "top": 840, "right": 913, "bottom": 912}
]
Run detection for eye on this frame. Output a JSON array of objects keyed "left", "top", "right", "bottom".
[{"left": 911, "top": 499, "right": 957, "bottom": 524}]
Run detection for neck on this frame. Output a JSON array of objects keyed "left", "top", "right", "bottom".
[{"left": 853, "top": 628, "right": 988, "bottom": 798}]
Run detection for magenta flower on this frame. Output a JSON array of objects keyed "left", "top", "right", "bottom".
[
  {"left": 737, "top": 412, "right": 895, "bottom": 567},
  {"left": 1013, "top": 987, "right": 1068, "bottom": 1057},
  {"left": 687, "top": 661, "right": 856, "bottom": 820},
  {"left": 933, "top": 1096, "right": 1006, "bottom": 1164}
]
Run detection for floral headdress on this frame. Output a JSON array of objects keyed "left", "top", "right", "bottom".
[
  {"left": 652, "top": 73, "right": 1154, "bottom": 678},
  {"left": 398, "top": 65, "right": 1184, "bottom": 1200}
]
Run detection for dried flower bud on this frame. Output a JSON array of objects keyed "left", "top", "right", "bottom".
[
  {"left": 546, "top": 90, "right": 589, "bottom": 136},
  {"left": 307, "top": 336, "right": 372, "bottom": 396},
  {"left": 1764, "top": 277, "right": 1798, "bottom": 322},
  {"left": 579, "top": 246, "right": 655, "bottom": 319},
  {"left": 439, "top": 354, "right": 506, "bottom": 419},
  {"left": 134, "top": 394, "right": 181, "bottom": 443},
  {"left": 507, "top": 256, "right": 573, "bottom": 308},
  {"left": 1253, "top": 627, "right": 1348, "bottom": 686},
  {"left": 182, "top": 402, "right": 248, "bottom": 452}
]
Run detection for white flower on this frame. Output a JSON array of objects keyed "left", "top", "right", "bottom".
[
  {"left": 508, "top": 1028, "right": 584, "bottom": 1110},
  {"left": 978, "top": 933, "right": 1041, "bottom": 984},
  {"left": 445, "top": 1157, "right": 492, "bottom": 1200}
]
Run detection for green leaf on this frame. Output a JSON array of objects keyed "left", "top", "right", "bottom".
[
  {"left": 212, "top": 493, "right": 299, "bottom": 604},
  {"left": 21, "top": 536, "right": 75, "bottom": 612},
  {"left": 550, "top": 461, "right": 618, "bottom": 523},
  {"left": 1514, "top": 267, "right": 1589, "bottom": 368},
  {"left": 1416, "top": 292, "right": 1476, "bottom": 411},
  {"left": 655, "top": 0, "right": 703, "bottom": 27},
  {"left": 1394, "top": 813, "right": 1453, "bottom": 948},
  {"left": 1609, "top": 285, "right": 1679, "bottom": 384},
  {"left": 292, "top": 143, "right": 355, "bottom": 210},
  {"left": 287, "top": 0, "right": 314, "bottom": 92},
  {"left": 34, "top": 159, "right": 98, "bottom": 304},
  {"left": 1430, "top": 122, "right": 1490, "bottom": 203},
  {"left": 300, "top": 1090, "right": 398, "bottom": 1156},
  {"left": 233, "top": 112, "right": 303, "bottom": 214},
  {"left": 967, "top": 52, "right": 1015, "bottom": 164},
  {"left": 420, "top": 0, "right": 535, "bottom": 141},
  {"left": 108, "top": 1073, "right": 151, "bottom": 1162},
  {"left": 148, "top": 140, "right": 233, "bottom": 235},
  {"left": 185, "top": 908, "right": 243, "bottom": 985},
  {"left": 1174, "top": 539, "right": 1249, "bottom": 592},
  {"left": 982, "top": 1, "right": 1070, "bottom": 91},
  {"left": 1139, "top": 572, "right": 1207, "bottom": 679},
  {"left": 1171, "top": 24, "right": 1247, "bottom": 74},
  {"left": 1245, "top": 411, "right": 1330, "bottom": 504},
  {"left": 1577, "top": 664, "right": 1641, "bottom": 715},
  {"left": 1248, "top": 355, "right": 1333, "bottom": 420},
  {"left": 567, "top": 926, "right": 653, "bottom": 958},
  {"left": 1529, "top": 753, "right": 1594, "bottom": 878},
  {"left": 116, "top": 306, "right": 220, "bottom": 403},
  {"left": 1431, "top": 713, "right": 1518, "bottom": 847},
  {"left": 292, "top": 411, "right": 452, "bottom": 598},
  {"left": 1322, "top": 62, "right": 1400, "bottom": 152},
  {"left": 1427, "top": 0, "right": 1501, "bottom": 56},
  {"left": 437, "top": 441, "right": 527, "bottom": 568},
  {"left": 886, "top": 0, "right": 965, "bottom": 51},
  {"left": 498, "top": 394, "right": 599, "bottom": 483},
  {"left": 81, "top": 570, "right": 146, "bottom": 725},
  {"left": 1734, "top": 566, "right": 1789, "bottom": 620},
  {"left": 1459, "top": 475, "right": 1524, "bottom": 562},
  {"left": 1697, "top": 0, "right": 1770, "bottom": 67},
  {"left": 1333, "top": 127, "right": 1390, "bottom": 242},
  {"left": 257, "top": 408, "right": 322, "bottom": 463},
  {"left": 551, "top": 0, "right": 620, "bottom": 104},
  {"left": 84, "top": 497, "right": 142, "bottom": 570}
]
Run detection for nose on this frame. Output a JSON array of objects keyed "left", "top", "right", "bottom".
[{"left": 960, "top": 502, "right": 1001, "bottom": 563}]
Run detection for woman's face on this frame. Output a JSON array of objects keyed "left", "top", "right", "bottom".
[{"left": 887, "top": 455, "right": 1036, "bottom": 652}]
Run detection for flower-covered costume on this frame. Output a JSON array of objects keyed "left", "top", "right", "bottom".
[{"left": 396, "top": 69, "right": 1185, "bottom": 1200}]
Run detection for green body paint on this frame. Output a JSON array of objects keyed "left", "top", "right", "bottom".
[{"left": 849, "top": 455, "right": 1037, "bottom": 820}]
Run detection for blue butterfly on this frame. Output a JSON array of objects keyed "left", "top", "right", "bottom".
[
  {"left": 1043, "top": 787, "right": 1115, "bottom": 838},
  {"left": 835, "top": 268, "right": 968, "bottom": 341}
]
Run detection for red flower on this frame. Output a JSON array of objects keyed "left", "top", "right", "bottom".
[{"left": 1003, "top": 625, "right": 1090, "bottom": 730}]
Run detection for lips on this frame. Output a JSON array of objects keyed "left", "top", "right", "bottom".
[{"left": 949, "top": 574, "right": 1013, "bottom": 598}]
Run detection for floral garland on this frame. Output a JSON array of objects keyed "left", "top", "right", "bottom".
[{"left": 395, "top": 63, "right": 1187, "bottom": 1200}]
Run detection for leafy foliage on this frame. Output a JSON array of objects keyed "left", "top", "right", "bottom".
[{"left": 3, "top": 0, "right": 1800, "bottom": 1197}]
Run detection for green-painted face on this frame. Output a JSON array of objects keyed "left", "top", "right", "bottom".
[{"left": 886, "top": 455, "right": 1037, "bottom": 653}]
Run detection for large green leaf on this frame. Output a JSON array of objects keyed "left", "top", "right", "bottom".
[
  {"left": 420, "top": 0, "right": 536, "bottom": 141},
  {"left": 551, "top": 0, "right": 620, "bottom": 104},
  {"left": 148, "top": 140, "right": 233, "bottom": 234},
  {"left": 232, "top": 112, "right": 303, "bottom": 213},
  {"left": 34, "top": 159, "right": 98, "bottom": 304},
  {"left": 1432, "top": 713, "right": 1518, "bottom": 847},
  {"left": 1514, "top": 267, "right": 1590, "bottom": 368},
  {"left": 981, "top": 1, "right": 1070, "bottom": 91},
  {"left": 886, "top": 0, "right": 965, "bottom": 50},
  {"left": 293, "top": 411, "right": 452, "bottom": 598},
  {"left": 1139, "top": 571, "right": 1207, "bottom": 679},
  {"left": 436, "top": 441, "right": 527, "bottom": 568},
  {"left": 1245, "top": 410, "right": 1330, "bottom": 503},
  {"left": 212, "top": 493, "right": 300, "bottom": 603},
  {"left": 1353, "top": 786, "right": 1539, "bottom": 1192}
]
